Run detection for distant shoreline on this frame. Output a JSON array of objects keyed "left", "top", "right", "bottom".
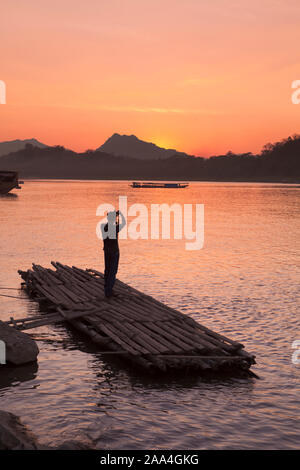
[
  {"left": 22, "top": 177, "right": 300, "bottom": 184},
  {"left": 2, "top": 135, "right": 300, "bottom": 184}
]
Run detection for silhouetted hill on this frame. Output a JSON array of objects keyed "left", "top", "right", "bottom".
[
  {"left": 0, "top": 135, "right": 299, "bottom": 182},
  {"left": 97, "top": 133, "right": 191, "bottom": 159},
  {"left": 0, "top": 138, "right": 48, "bottom": 157}
]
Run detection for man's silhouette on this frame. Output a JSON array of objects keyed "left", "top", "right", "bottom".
[{"left": 101, "top": 210, "right": 126, "bottom": 298}]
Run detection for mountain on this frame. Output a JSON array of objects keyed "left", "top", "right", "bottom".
[
  {"left": 97, "top": 133, "right": 192, "bottom": 160},
  {"left": 0, "top": 134, "right": 298, "bottom": 182},
  {"left": 0, "top": 138, "right": 48, "bottom": 157}
]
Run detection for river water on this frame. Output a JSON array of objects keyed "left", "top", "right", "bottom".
[{"left": 0, "top": 181, "right": 299, "bottom": 449}]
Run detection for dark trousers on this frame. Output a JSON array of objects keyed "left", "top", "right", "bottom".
[{"left": 104, "top": 250, "right": 119, "bottom": 297}]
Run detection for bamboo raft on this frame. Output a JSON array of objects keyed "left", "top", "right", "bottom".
[{"left": 9, "top": 262, "right": 256, "bottom": 376}]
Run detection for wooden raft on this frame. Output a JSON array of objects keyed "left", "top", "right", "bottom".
[{"left": 11, "top": 262, "right": 256, "bottom": 375}]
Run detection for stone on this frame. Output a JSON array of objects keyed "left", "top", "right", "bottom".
[
  {"left": 0, "top": 320, "right": 39, "bottom": 365},
  {"left": 55, "top": 440, "right": 93, "bottom": 450},
  {"left": 0, "top": 410, "right": 93, "bottom": 450},
  {"left": 0, "top": 411, "right": 39, "bottom": 450}
]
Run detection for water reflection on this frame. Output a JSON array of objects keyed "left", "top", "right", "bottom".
[
  {"left": 0, "top": 362, "right": 38, "bottom": 392},
  {"left": 89, "top": 353, "right": 256, "bottom": 392},
  {"left": 0, "top": 181, "right": 299, "bottom": 449},
  {"left": 0, "top": 192, "right": 18, "bottom": 199}
]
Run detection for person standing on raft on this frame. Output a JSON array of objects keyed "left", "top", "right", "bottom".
[{"left": 101, "top": 210, "right": 126, "bottom": 298}]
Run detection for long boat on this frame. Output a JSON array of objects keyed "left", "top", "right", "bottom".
[
  {"left": 130, "top": 181, "right": 189, "bottom": 188},
  {"left": 0, "top": 171, "right": 22, "bottom": 195}
]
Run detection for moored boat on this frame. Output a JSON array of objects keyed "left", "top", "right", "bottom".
[
  {"left": 130, "top": 181, "right": 189, "bottom": 188},
  {"left": 0, "top": 171, "right": 23, "bottom": 195}
]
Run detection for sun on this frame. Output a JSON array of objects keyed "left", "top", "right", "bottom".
[{"left": 150, "top": 136, "right": 174, "bottom": 150}]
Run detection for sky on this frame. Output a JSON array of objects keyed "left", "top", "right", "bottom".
[{"left": 1, "top": 0, "right": 300, "bottom": 156}]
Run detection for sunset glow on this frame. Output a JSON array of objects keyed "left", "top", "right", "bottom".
[{"left": 1, "top": 0, "right": 300, "bottom": 155}]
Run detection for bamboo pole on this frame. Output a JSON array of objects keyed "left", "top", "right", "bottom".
[
  {"left": 144, "top": 322, "right": 194, "bottom": 352},
  {"left": 97, "top": 322, "right": 143, "bottom": 355},
  {"left": 132, "top": 322, "right": 183, "bottom": 353},
  {"left": 169, "top": 320, "right": 231, "bottom": 355},
  {"left": 173, "top": 319, "right": 235, "bottom": 354},
  {"left": 17, "top": 263, "right": 256, "bottom": 374},
  {"left": 114, "top": 320, "right": 169, "bottom": 354}
]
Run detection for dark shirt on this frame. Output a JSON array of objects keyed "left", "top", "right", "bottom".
[{"left": 102, "top": 223, "right": 120, "bottom": 253}]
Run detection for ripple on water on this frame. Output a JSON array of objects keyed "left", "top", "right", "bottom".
[{"left": 0, "top": 181, "right": 299, "bottom": 449}]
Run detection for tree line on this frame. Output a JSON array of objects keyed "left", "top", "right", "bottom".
[{"left": 1, "top": 134, "right": 299, "bottom": 182}]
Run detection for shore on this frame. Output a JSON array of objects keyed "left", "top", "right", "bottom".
[{"left": 20, "top": 177, "right": 300, "bottom": 184}]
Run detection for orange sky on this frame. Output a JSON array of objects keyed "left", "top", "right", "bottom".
[{"left": 1, "top": 0, "right": 300, "bottom": 156}]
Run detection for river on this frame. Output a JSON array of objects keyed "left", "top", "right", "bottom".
[{"left": 0, "top": 181, "right": 299, "bottom": 449}]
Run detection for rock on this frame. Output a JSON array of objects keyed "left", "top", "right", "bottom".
[
  {"left": 0, "top": 411, "right": 39, "bottom": 450},
  {"left": 55, "top": 440, "right": 93, "bottom": 450},
  {"left": 0, "top": 362, "right": 38, "bottom": 391},
  {"left": 0, "top": 410, "right": 94, "bottom": 450},
  {"left": 0, "top": 320, "right": 39, "bottom": 365}
]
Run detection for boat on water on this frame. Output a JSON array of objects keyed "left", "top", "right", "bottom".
[
  {"left": 130, "top": 181, "right": 189, "bottom": 188},
  {"left": 0, "top": 171, "right": 23, "bottom": 195}
]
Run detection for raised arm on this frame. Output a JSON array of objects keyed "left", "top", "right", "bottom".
[{"left": 117, "top": 211, "right": 126, "bottom": 231}]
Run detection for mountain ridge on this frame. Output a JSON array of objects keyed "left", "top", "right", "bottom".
[
  {"left": 0, "top": 134, "right": 192, "bottom": 160},
  {"left": 0, "top": 134, "right": 299, "bottom": 182},
  {"left": 97, "top": 133, "right": 192, "bottom": 160},
  {"left": 0, "top": 138, "right": 49, "bottom": 157}
]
